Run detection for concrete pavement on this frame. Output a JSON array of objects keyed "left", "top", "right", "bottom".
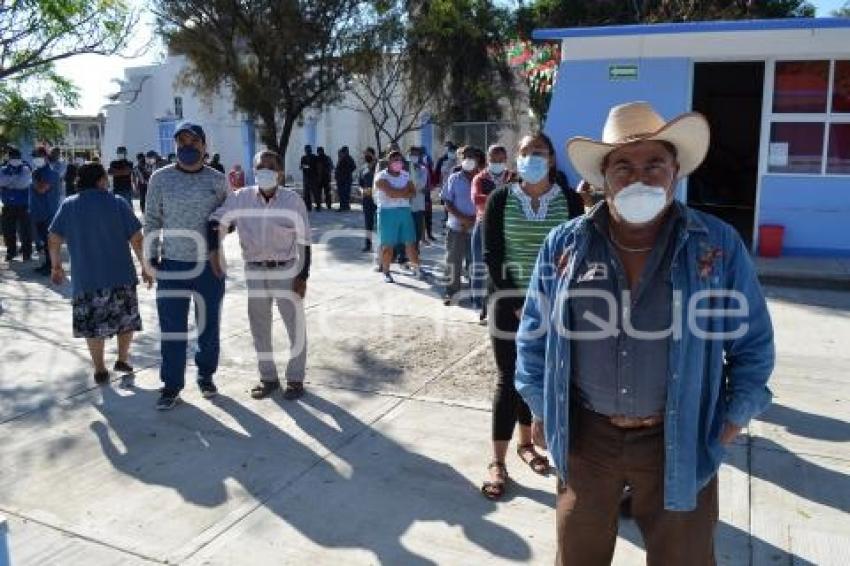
[{"left": 1, "top": 203, "right": 848, "bottom": 565}]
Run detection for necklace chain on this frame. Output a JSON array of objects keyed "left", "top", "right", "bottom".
[{"left": 608, "top": 228, "right": 652, "bottom": 253}]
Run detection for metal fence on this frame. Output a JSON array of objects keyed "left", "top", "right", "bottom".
[{"left": 448, "top": 122, "right": 511, "bottom": 151}]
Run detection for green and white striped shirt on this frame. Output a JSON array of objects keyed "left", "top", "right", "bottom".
[{"left": 504, "top": 184, "right": 568, "bottom": 290}]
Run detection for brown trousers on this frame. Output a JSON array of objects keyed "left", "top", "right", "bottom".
[{"left": 555, "top": 405, "right": 718, "bottom": 566}]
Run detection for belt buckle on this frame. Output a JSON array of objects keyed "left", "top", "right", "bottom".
[{"left": 610, "top": 415, "right": 661, "bottom": 429}]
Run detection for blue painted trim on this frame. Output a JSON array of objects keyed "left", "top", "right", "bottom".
[
  {"left": 782, "top": 247, "right": 850, "bottom": 258},
  {"left": 533, "top": 17, "right": 850, "bottom": 40}
]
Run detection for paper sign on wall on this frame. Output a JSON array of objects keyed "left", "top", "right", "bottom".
[{"left": 768, "top": 142, "right": 789, "bottom": 167}]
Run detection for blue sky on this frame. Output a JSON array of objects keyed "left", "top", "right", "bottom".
[{"left": 56, "top": 0, "right": 848, "bottom": 116}]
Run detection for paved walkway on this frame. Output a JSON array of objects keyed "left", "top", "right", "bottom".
[{"left": 0, "top": 204, "right": 848, "bottom": 565}]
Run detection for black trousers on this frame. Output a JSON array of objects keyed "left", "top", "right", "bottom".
[
  {"left": 362, "top": 195, "right": 376, "bottom": 249},
  {"left": 319, "top": 179, "right": 333, "bottom": 209},
  {"left": 139, "top": 184, "right": 148, "bottom": 214},
  {"left": 302, "top": 180, "right": 322, "bottom": 210},
  {"left": 2, "top": 204, "right": 32, "bottom": 259},
  {"left": 490, "top": 296, "right": 532, "bottom": 441}
]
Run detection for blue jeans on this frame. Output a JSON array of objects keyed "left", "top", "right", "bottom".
[
  {"left": 471, "top": 220, "right": 486, "bottom": 309},
  {"left": 156, "top": 259, "right": 225, "bottom": 392}
]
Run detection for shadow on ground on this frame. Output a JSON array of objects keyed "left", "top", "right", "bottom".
[{"left": 91, "top": 386, "right": 541, "bottom": 564}]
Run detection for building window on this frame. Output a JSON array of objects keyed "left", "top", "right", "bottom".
[{"left": 768, "top": 60, "right": 850, "bottom": 175}]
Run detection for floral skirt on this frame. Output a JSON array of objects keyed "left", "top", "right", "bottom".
[{"left": 72, "top": 285, "right": 142, "bottom": 339}]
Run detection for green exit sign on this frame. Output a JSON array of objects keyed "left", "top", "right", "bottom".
[{"left": 609, "top": 64, "right": 639, "bottom": 81}]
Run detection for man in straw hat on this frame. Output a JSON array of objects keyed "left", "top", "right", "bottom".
[{"left": 515, "top": 101, "right": 774, "bottom": 565}]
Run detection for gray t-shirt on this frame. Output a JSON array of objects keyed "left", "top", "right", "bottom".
[{"left": 144, "top": 164, "right": 227, "bottom": 262}]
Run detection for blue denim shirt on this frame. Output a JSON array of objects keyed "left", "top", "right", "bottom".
[{"left": 515, "top": 202, "right": 775, "bottom": 511}]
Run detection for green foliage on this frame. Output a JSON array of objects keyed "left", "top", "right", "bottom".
[
  {"left": 515, "top": 0, "right": 815, "bottom": 37},
  {"left": 833, "top": 2, "right": 850, "bottom": 16},
  {"left": 407, "top": 0, "right": 516, "bottom": 124},
  {"left": 0, "top": 86, "right": 64, "bottom": 145},
  {"left": 155, "top": 0, "right": 397, "bottom": 156},
  {"left": 0, "top": 0, "right": 137, "bottom": 142}
]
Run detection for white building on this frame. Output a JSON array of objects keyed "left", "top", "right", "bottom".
[{"left": 102, "top": 55, "right": 436, "bottom": 185}]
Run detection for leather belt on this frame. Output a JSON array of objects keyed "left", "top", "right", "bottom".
[
  {"left": 609, "top": 414, "right": 664, "bottom": 429},
  {"left": 248, "top": 260, "right": 291, "bottom": 268}
]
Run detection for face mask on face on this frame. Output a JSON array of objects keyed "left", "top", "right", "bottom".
[
  {"left": 461, "top": 158, "right": 477, "bottom": 172},
  {"left": 176, "top": 146, "right": 201, "bottom": 166},
  {"left": 117, "top": 152, "right": 126, "bottom": 159},
  {"left": 32, "top": 157, "right": 46, "bottom": 168},
  {"left": 9, "top": 159, "right": 22, "bottom": 167},
  {"left": 388, "top": 161, "right": 403, "bottom": 173},
  {"left": 254, "top": 169, "right": 278, "bottom": 189},
  {"left": 146, "top": 158, "right": 155, "bottom": 165},
  {"left": 516, "top": 155, "right": 549, "bottom": 184},
  {"left": 74, "top": 158, "right": 84, "bottom": 166},
  {"left": 488, "top": 162, "right": 506, "bottom": 176},
  {"left": 612, "top": 182, "right": 670, "bottom": 225}
]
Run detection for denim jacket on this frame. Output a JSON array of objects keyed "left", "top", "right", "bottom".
[{"left": 515, "top": 202, "right": 775, "bottom": 511}]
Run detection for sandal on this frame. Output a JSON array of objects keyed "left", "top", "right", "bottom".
[
  {"left": 250, "top": 381, "right": 280, "bottom": 399},
  {"left": 282, "top": 382, "right": 305, "bottom": 400},
  {"left": 481, "top": 461, "right": 508, "bottom": 500},
  {"left": 517, "top": 443, "right": 550, "bottom": 475}
]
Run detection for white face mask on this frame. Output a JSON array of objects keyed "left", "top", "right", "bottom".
[
  {"left": 74, "top": 158, "right": 84, "bottom": 166},
  {"left": 488, "top": 162, "right": 506, "bottom": 176},
  {"left": 612, "top": 182, "right": 670, "bottom": 225},
  {"left": 32, "top": 157, "right": 46, "bottom": 168},
  {"left": 9, "top": 159, "right": 22, "bottom": 167},
  {"left": 146, "top": 158, "right": 155, "bottom": 165},
  {"left": 255, "top": 169, "right": 278, "bottom": 189},
  {"left": 461, "top": 158, "right": 477, "bottom": 172}
]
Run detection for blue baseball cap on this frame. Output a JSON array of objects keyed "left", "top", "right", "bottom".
[{"left": 173, "top": 121, "right": 206, "bottom": 143}]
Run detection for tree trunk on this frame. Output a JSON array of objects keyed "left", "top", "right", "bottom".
[
  {"left": 277, "top": 112, "right": 297, "bottom": 169},
  {"left": 259, "top": 110, "right": 279, "bottom": 154}
]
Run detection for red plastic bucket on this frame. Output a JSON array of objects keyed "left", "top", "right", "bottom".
[{"left": 758, "top": 225, "right": 785, "bottom": 258}]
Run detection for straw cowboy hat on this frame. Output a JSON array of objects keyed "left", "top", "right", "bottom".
[{"left": 566, "top": 101, "right": 710, "bottom": 189}]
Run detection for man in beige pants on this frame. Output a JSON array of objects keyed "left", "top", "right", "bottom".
[{"left": 210, "top": 149, "right": 311, "bottom": 400}]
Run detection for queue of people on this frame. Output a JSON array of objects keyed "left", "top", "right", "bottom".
[{"left": 2, "top": 102, "right": 776, "bottom": 565}]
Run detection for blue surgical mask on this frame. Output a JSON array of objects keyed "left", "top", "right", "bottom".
[
  {"left": 516, "top": 155, "right": 549, "bottom": 184},
  {"left": 177, "top": 146, "right": 201, "bottom": 166},
  {"left": 32, "top": 157, "right": 46, "bottom": 168}
]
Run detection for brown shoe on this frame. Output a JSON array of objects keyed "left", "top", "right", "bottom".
[{"left": 250, "top": 381, "right": 280, "bottom": 399}]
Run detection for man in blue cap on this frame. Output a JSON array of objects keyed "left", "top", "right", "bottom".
[{"left": 144, "top": 121, "right": 228, "bottom": 410}]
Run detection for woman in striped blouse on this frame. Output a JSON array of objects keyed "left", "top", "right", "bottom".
[{"left": 480, "top": 132, "right": 580, "bottom": 499}]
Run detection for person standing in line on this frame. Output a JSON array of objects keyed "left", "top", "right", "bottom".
[
  {"left": 440, "top": 145, "right": 481, "bottom": 306},
  {"left": 407, "top": 146, "right": 430, "bottom": 253},
  {"left": 209, "top": 153, "right": 225, "bottom": 173},
  {"left": 300, "top": 145, "right": 321, "bottom": 211},
  {"left": 515, "top": 102, "right": 775, "bottom": 565},
  {"left": 144, "top": 121, "right": 228, "bottom": 411},
  {"left": 30, "top": 146, "right": 62, "bottom": 276},
  {"left": 108, "top": 146, "right": 134, "bottom": 206},
  {"left": 48, "top": 162, "right": 153, "bottom": 384},
  {"left": 434, "top": 141, "right": 458, "bottom": 235},
  {"left": 209, "top": 149, "right": 311, "bottom": 401},
  {"left": 480, "top": 132, "right": 572, "bottom": 499},
  {"left": 359, "top": 147, "right": 378, "bottom": 252},
  {"left": 334, "top": 146, "right": 357, "bottom": 211},
  {"left": 65, "top": 154, "right": 84, "bottom": 198},
  {"left": 316, "top": 147, "right": 334, "bottom": 211},
  {"left": 48, "top": 147, "right": 67, "bottom": 200},
  {"left": 420, "top": 146, "right": 436, "bottom": 243},
  {"left": 471, "top": 145, "right": 516, "bottom": 321},
  {"left": 374, "top": 150, "right": 421, "bottom": 283},
  {"left": 228, "top": 163, "right": 246, "bottom": 191},
  {"left": 0, "top": 146, "right": 33, "bottom": 262}
]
